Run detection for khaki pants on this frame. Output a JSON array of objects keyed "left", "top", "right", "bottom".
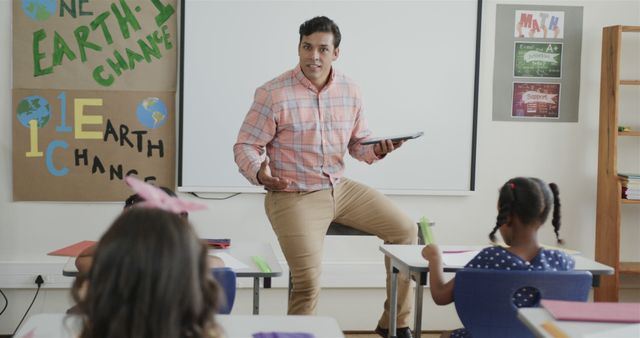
[{"left": 265, "top": 178, "right": 417, "bottom": 328}]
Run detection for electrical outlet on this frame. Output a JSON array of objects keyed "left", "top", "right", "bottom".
[
  {"left": 0, "top": 262, "right": 74, "bottom": 289},
  {"left": 35, "top": 275, "right": 44, "bottom": 286}
]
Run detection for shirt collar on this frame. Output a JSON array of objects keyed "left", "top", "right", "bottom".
[{"left": 293, "top": 64, "right": 335, "bottom": 92}]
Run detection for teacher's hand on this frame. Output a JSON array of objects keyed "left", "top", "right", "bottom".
[
  {"left": 257, "top": 158, "right": 291, "bottom": 190},
  {"left": 374, "top": 139, "right": 404, "bottom": 157}
]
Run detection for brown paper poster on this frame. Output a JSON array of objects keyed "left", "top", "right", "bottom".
[
  {"left": 13, "top": 89, "right": 175, "bottom": 201},
  {"left": 13, "top": 0, "right": 177, "bottom": 91},
  {"left": 13, "top": 0, "right": 178, "bottom": 200}
]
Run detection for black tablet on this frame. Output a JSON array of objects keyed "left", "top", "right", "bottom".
[{"left": 360, "top": 131, "right": 424, "bottom": 145}]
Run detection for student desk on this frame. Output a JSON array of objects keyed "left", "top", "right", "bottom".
[
  {"left": 379, "top": 244, "right": 615, "bottom": 338},
  {"left": 63, "top": 241, "right": 283, "bottom": 315},
  {"left": 14, "top": 313, "right": 345, "bottom": 338},
  {"left": 518, "top": 307, "right": 640, "bottom": 337}
]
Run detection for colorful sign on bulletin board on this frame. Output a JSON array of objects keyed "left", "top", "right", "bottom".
[
  {"left": 12, "top": 0, "right": 177, "bottom": 201},
  {"left": 492, "top": 5, "right": 582, "bottom": 122}
]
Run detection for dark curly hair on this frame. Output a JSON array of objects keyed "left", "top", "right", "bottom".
[{"left": 489, "top": 177, "right": 563, "bottom": 244}]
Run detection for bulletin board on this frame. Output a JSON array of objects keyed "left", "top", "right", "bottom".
[
  {"left": 12, "top": 0, "right": 179, "bottom": 201},
  {"left": 492, "top": 4, "right": 583, "bottom": 122}
]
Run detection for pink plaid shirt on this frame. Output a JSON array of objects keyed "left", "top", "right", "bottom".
[{"left": 234, "top": 65, "right": 379, "bottom": 191}]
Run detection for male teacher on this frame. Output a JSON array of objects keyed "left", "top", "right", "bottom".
[{"left": 233, "top": 16, "right": 416, "bottom": 338}]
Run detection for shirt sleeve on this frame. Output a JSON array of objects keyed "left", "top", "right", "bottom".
[{"left": 233, "top": 87, "right": 277, "bottom": 185}]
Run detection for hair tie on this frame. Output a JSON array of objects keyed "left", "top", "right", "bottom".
[
  {"left": 124, "top": 176, "right": 207, "bottom": 214},
  {"left": 509, "top": 182, "right": 516, "bottom": 189}
]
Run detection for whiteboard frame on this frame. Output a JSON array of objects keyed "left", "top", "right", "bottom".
[{"left": 177, "top": 0, "right": 482, "bottom": 195}]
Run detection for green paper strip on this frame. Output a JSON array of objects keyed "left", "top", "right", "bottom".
[
  {"left": 419, "top": 216, "right": 435, "bottom": 245},
  {"left": 252, "top": 255, "right": 272, "bottom": 273}
]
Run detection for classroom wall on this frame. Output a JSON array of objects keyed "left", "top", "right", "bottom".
[{"left": 1, "top": 0, "right": 638, "bottom": 334}]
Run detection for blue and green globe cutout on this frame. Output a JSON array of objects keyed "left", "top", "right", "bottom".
[
  {"left": 16, "top": 95, "right": 51, "bottom": 129},
  {"left": 136, "top": 97, "right": 168, "bottom": 129},
  {"left": 21, "top": 0, "right": 56, "bottom": 22},
  {"left": 16, "top": 95, "right": 167, "bottom": 131}
]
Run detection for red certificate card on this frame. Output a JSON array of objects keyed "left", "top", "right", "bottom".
[{"left": 47, "top": 240, "right": 97, "bottom": 257}]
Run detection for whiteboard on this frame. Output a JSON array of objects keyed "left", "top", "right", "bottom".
[{"left": 179, "top": 0, "right": 481, "bottom": 194}]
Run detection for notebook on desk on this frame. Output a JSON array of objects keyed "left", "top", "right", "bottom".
[
  {"left": 542, "top": 299, "right": 640, "bottom": 323},
  {"left": 47, "top": 240, "right": 96, "bottom": 257}
]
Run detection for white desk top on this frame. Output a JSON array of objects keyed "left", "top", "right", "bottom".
[
  {"left": 63, "top": 241, "right": 283, "bottom": 278},
  {"left": 14, "top": 313, "right": 345, "bottom": 338},
  {"left": 217, "top": 315, "right": 344, "bottom": 337},
  {"left": 209, "top": 241, "right": 283, "bottom": 278},
  {"left": 379, "top": 245, "right": 614, "bottom": 275},
  {"left": 518, "top": 308, "right": 640, "bottom": 338}
]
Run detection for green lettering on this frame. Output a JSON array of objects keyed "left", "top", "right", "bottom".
[
  {"left": 111, "top": 0, "right": 141, "bottom": 39},
  {"left": 90, "top": 12, "right": 114, "bottom": 45},
  {"left": 93, "top": 65, "right": 114, "bottom": 87},
  {"left": 74, "top": 25, "right": 102, "bottom": 62},
  {"left": 152, "top": 31, "right": 163, "bottom": 44},
  {"left": 53, "top": 31, "right": 77, "bottom": 66},
  {"left": 151, "top": 0, "right": 175, "bottom": 26},
  {"left": 59, "top": 0, "right": 76, "bottom": 18},
  {"left": 79, "top": 0, "right": 93, "bottom": 16},
  {"left": 138, "top": 36, "right": 161, "bottom": 62},
  {"left": 33, "top": 29, "right": 53, "bottom": 76},
  {"left": 106, "top": 50, "right": 128, "bottom": 76},
  {"left": 125, "top": 48, "right": 144, "bottom": 70},
  {"left": 161, "top": 24, "right": 172, "bottom": 50}
]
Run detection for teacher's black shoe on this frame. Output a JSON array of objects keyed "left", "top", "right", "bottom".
[{"left": 374, "top": 325, "right": 413, "bottom": 338}]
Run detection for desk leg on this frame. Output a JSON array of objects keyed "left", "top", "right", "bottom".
[
  {"left": 253, "top": 277, "right": 260, "bottom": 315},
  {"left": 390, "top": 266, "right": 399, "bottom": 338},
  {"left": 264, "top": 277, "right": 272, "bottom": 288},
  {"left": 592, "top": 275, "right": 600, "bottom": 288},
  {"left": 413, "top": 271, "right": 427, "bottom": 338}
]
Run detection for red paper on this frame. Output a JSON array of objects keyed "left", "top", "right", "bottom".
[
  {"left": 542, "top": 299, "right": 640, "bottom": 323},
  {"left": 47, "top": 240, "right": 97, "bottom": 257}
]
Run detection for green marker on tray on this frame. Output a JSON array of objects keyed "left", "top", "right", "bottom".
[
  {"left": 419, "top": 216, "right": 435, "bottom": 245},
  {"left": 252, "top": 255, "right": 272, "bottom": 273}
]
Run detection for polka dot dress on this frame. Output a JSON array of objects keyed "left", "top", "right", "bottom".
[{"left": 449, "top": 246, "right": 575, "bottom": 338}]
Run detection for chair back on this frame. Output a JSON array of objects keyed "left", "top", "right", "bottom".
[
  {"left": 211, "top": 267, "right": 236, "bottom": 314},
  {"left": 453, "top": 269, "right": 592, "bottom": 338}
]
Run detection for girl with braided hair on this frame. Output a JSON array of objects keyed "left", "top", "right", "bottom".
[{"left": 422, "top": 177, "right": 574, "bottom": 338}]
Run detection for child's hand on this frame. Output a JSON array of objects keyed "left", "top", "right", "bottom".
[{"left": 421, "top": 244, "right": 442, "bottom": 264}]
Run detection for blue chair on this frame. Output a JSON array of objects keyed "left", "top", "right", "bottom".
[
  {"left": 453, "top": 269, "right": 592, "bottom": 338},
  {"left": 211, "top": 267, "right": 237, "bottom": 314}
]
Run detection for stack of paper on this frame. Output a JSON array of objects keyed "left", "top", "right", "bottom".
[{"left": 620, "top": 173, "right": 640, "bottom": 200}]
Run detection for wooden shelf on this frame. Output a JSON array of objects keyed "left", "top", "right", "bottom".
[
  {"left": 595, "top": 25, "right": 640, "bottom": 302},
  {"left": 620, "top": 262, "right": 640, "bottom": 275}
]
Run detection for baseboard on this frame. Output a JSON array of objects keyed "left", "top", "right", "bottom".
[{"left": 0, "top": 261, "right": 73, "bottom": 289}]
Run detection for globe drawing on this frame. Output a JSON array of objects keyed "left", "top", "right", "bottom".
[
  {"left": 22, "top": 0, "right": 56, "bottom": 22},
  {"left": 16, "top": 95, "right": 51, "bottom": 129},
  {"left": 136, "top": 97, "right": 168, "bottom": 129}
]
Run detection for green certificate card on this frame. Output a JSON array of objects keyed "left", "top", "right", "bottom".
[{"left": 514, "top": 42, "right": 562, "bottom": 78}]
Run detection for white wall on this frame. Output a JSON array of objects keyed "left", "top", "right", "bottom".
[{"left": 1, "top": 0, "right": 639, "bottom": 334}]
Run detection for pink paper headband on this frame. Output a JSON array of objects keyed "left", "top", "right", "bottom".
[{"left": 124, "top": 176, "right": 207, "bottom": 214}]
